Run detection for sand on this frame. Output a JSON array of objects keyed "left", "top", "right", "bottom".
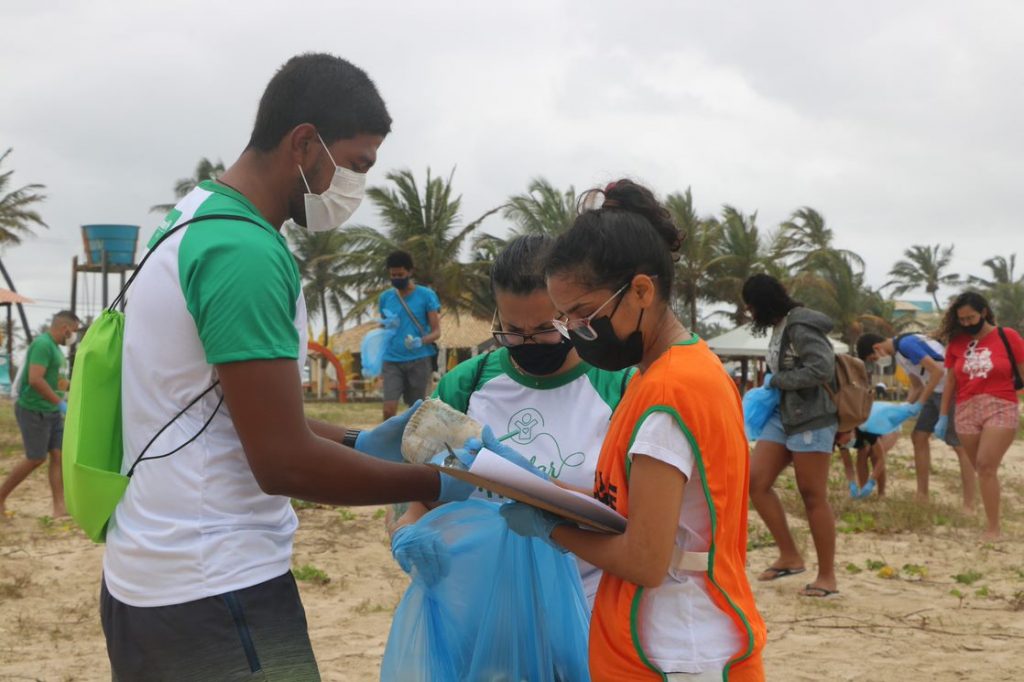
[{"left": 1, "top": 407, "right": 1022, "bottom": 681}]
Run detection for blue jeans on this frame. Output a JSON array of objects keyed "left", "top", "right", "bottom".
[{"left": 758, "top": 410, "right": 837, "bottom": 453}]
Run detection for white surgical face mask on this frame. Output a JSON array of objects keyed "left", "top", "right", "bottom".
[
  {"left": 297, "top": 134, "right": 366, "bottom": 232},
  {"left": 874, "top": 356, "right": 892, "bottom": 369}
]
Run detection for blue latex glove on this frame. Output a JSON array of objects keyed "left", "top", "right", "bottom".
[
  {"left": 57, "top": 400, "right": 68, "bottom": 415},
  {"left": 429, "top": 447, "right": 476, "bottom": 502},
  {"left": 404, "top": 335, "right": 423, "bottom": 350},
  {"left": 391, "top": 524, "right": 450, "bottom": 586},
  {"left": 763, "top": 372, "right": 774, "bottom": 388},
  {"left": 381, "top": 314, "right": 400, "bottom": 330},
  {"left": 354, "top": 400, "right": 422, "bottom": 462},
  {"left": 905, "top": 402, "right": 923, "bottom": 417},
  {"left": 934, "top": 415, "right": 949, "bottom": 440},
  {"left": 499, "top": 502, "right": 568, "bottom": 551},
  {"left": 464, "top": 425, "right": 548, "bottom": 480}
]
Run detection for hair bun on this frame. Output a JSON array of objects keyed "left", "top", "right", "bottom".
[{"left": 602, "top": 179, "right": 683, "bottom": 257}]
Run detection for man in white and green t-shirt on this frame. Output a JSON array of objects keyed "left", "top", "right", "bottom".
[
  {"left": 383, "top": 235, "right": 631, "bottom": 679},
  {"left": 100, "top": 54, "right": 475, "bottom": 682}
]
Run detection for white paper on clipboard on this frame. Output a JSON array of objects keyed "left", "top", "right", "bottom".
[{"left": 469, "top": 448, "right": 626, "bottom": 533}]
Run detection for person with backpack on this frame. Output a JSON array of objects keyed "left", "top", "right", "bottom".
[
  {"left": 95, "top": 54, "right": 481, "bottom": 681},
  {"left": 856, "top": 332, "right": 974, "bottom": 509},
  {"left": 936, "top": 292, "right": 1024, "bottom": 541},
  {"left": 500, "top": 181, "right": 766, "bottom": 681},
  {"left": 742, "top": 274, "right": 840, "bottom": 598},
  {"left": 379, "top": 249, "right": 441, "bottom": 421},
  {"left": 380, "top": 235, "right": 631, "bottom": 680}
]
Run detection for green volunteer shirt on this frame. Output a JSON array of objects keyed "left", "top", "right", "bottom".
[{"left": 17, "top": 332, "right": 65, "bottom": 413}]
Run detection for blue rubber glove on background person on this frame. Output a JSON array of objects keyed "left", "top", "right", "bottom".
[
  {"left": 934, "top": 415, "right": 949, "bottom": 440},
  {"left": 354, "top": 400, "right": 422, "bottom": 462},
  {"left": 464, "top": 426, "right": 548, "bottom": 480},
  {"left": 404, "top": 335, "right": 423, "bottom": 350},
  {"left": 391, "top": 524, "right": 450, "bottom": 586},
  {"left": 57, "top": 400, "right": 68, "bottom": 415},
  {"left": 381, "top": 313, "right": 400, "bottom": 330},
  {"left": 499, "top": 502, "right": 569, "bottom": 551}
]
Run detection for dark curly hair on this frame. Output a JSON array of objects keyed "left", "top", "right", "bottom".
[
  {"left": 742, "top": 274, "right": 801, "bottom": 336},
  {"left": 936, "top": 291, "right": 995, "bottom": 342},
  {"left": 543, "top": 179, "right": 683, "bottom": 300}
]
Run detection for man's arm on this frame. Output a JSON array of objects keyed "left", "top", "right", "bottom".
[
  {"left": 218, "top": 358, "right": 441, "bottom": 505},
  {"left": 27, "top": 364, "right": 61, "bottom": 405},
  {"left": 422, "top": 309, "right": 441, "bottom": 346}
]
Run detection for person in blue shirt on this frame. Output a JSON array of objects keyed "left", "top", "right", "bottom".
[
  {"left": 378, "top": 250, "right": 441, "bottom": 420},
  {"left": 857, "top": 332, "right": 974, "bottom": 511}
]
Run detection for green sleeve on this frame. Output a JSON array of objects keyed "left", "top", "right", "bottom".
[
  {"left": 584, "top": 365, "right": 635, "bottom": 412},
  {"left": 434, "top": 351, "right": 501, "bottom": 413},
  {"left": 25, "top": 337, "right": 53, "bottom": 369},
  {"left": 178, "top": 221, "right": 301, "bottom": 364}
]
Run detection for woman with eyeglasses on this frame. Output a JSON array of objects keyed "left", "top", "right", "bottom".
[
  {"left": 937, "top": 292, "right": 1024, "bottom": 541},
  {"left": 500, "top": 180, "right": 765, "bottom": 682},
  {"left": 380, "top": 234, "right": 632, "bottom": 681}
]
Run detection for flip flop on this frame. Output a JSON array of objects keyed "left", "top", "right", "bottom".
[
  {"left": 758, "top": 566, "right": 806, "bottom": 581},
  {"left": 799, "top": 584, "right": 839, "bottom": 598}
]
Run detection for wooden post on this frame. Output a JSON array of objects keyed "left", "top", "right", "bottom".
[
  {"left": 119, "top": 269, "right": 127, "bottom": 311},
  {"left": 5, "top": 304, "right": 12, "bottom": 382},
  {"left": 101, "top": 250, "right": 109, "bottom": 309},
  {"left": 70, "top": 256, "right": 79, "bottom": 319}
]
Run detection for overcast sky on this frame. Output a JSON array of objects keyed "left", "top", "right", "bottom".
[{"left": 1, "top": 0, "right": 1018, "bottom": 335}]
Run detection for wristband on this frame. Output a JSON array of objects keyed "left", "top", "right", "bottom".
[{"left": 342, "top": 428, "right": 362, "bottom": 449}]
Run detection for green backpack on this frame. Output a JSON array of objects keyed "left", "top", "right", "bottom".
[{"left": 63, "top": 214, "right": 261, "bottom": 542}]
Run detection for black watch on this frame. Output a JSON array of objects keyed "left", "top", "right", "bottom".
[{"left": 342, "top": 428, "right": 362, "bottom": 449}]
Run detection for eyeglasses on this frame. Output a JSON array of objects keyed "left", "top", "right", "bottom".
[
  {"left": 491, "top": 310, "right": 564, "bottom": 347},
  {"left": 552, "top": 282, "right": 630, "bottom": 342}
]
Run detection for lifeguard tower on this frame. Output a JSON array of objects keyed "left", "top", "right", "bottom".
[{"left": 70, "top": 224, "right": 140, "bottom": 319}]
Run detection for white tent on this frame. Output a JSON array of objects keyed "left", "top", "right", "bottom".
[{"left": 706, "top": 324, "right": 849, "bottom": 357}]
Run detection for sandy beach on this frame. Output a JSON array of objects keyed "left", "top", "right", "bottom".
[{"left": 1, "top": 401, "right": 1022, "bottom": 681}]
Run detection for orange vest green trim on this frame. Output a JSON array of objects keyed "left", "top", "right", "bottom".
[{"left": 589, "top": 337, "right": 766, "bottom": 682}]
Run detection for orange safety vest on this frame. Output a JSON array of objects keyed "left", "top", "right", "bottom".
[{"left": 589, "top": 336, "right": 766, "bottom": 681}]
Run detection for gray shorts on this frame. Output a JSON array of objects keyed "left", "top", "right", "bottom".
[
  {"left": 15, "top": 403, "right": 63, "bottom": 460},
  {"left": 101, "top": 571, "right": 319, "bottom": 681},
  {"left": 382, "top": 357, "right": 433, "bottom": 404},
  {"left": 915, "top": 393, "right": 961, "bottom": 447}
]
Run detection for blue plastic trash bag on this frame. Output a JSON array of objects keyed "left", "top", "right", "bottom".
[
  {"left": 360, "top": 326, "right": 394, "bottom": 379},
  {"left": 381, "top": 499, "right": 591, "bottom": 682},
  {"left": 860, "top": 401, "right": 917, "bottom": 436},
  {"left": 743, "top": 385, "right": 781, "bottom": 441}
]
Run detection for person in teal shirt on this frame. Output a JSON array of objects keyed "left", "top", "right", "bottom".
[
  {"left": 1, "top": 310, "right": 80, "bottom": 518},
  {"left": 378, "top": 249, "right": 441, "bottom": 421}
]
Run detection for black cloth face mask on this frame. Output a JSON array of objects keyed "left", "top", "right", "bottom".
[
  {"left": 570, "top": 310, "right": 644, "bottom": 371},
  {"left": 391, "top": 277, "right": 410, "bottom": 290},
  {"left": 508, "top": 337, "right": 574, "bottom": 376},
  {"left": 961, "top": 320, "right": 985, "bottom": 336}
]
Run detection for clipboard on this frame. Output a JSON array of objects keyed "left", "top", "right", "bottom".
[{"left": 427, "top": 451, "right": 626, "bottom": 534}]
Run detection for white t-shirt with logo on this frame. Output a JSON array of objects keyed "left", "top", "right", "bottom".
[
  {"left": 435, "top": 349, "right": 630, "bottom": 603},
  {"left": 103, "top": 181, "right": 308, "bottom": 607}
]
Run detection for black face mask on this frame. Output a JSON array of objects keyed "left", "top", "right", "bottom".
[
  {"left": 508, "top": 337, "right": 574, "bottom": 376},
  {"left": 961, "top": 320, "right": 985, "bottom": 335},
  {"left": 391, "top": 277, "right": 410, "bottom": 290},
  {"left": 570, "top": 310, "right": 645, "bottom": 371}
]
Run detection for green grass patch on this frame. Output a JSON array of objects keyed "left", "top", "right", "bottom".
[
  {"left": 953, "top": 570, "right": 983, "bottom": 586},
  {"left": 292, "top": 564, "right": 330, "bottom": 585},
  {"left": 337, "top": 508, "right": 357, "bottom": 522}
]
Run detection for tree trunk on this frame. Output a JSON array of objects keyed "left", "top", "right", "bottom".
[{"left": 689, "top": 294, "right": 698, "bottom": 331}]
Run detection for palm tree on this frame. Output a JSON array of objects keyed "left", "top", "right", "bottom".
[
  {"left": 969, "top": 254, "right": 1024, "bottom": 332},
  {"left": 0, "top": 148, "right": 46, "bottom": 348},
  {"left": 706, "top": 206, "right": 766, "bottom": 324},
  {"left": 0, "top": 148, "right": 47, "bottom": 245},
  {"left": 791, "top": 256, "right": 882, "bottom": 349},
  {"left": 666, "top": 188, "right": 723, "bottom": 329},
  {"left": 286, "top": 227, "right": 353, "bottom": 342},
  {"left": 150, "top": 157, "right": 225, "bottom": 213},
  {"left": 886, "top": 244, "right": 959, "bottom": 311},
  {"left": 503, "top": 177, "right": 577, "bottom": 236},
  {"left": 779, "top": 207, "right": 863, "bottom": 273},
  {"left": 337, "top": 167, "right": 503, "bottom": 321}
]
